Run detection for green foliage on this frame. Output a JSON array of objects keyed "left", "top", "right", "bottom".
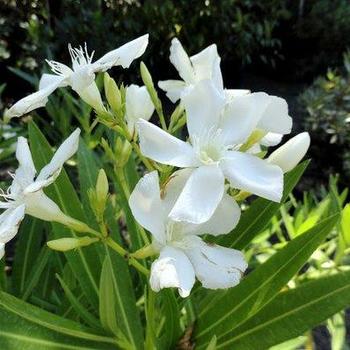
[{"left": 300, "top": 53, "right": 350, "bottom": 181}]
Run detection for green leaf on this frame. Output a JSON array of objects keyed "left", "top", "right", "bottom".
[
  {"left": 158, "top": 290, "right": 181, "bottom": 349},
  {"left": 341, "top": 204, "right": 350, "bottom": 246},
  {"left": 0, "top": 292, "right": 115, "bottom": 346},
  {"left": 218, "top": 161, "right": 309, "bottom": 250},
  {"left": 78, "top": 140, "right": 143, "bottom": 349},
  {"left": 12, "top": 217, "right": 46, "bottom": 296},
  {"left": 215, "top": 271, "right": 350, "bottom": 349},
  {"left": 99, "top": 255, "right": 119, "bottom": 335},
  {"left": 195, "top": 214, "right": 339, "bottom": 347},
  {"left": 56, "top": 274, "right": 102, "bottom": 330},
  {"left": 28, "top": 121, "right": 100, "bottom": 306},
  {"left": 77, "top": 140, "right": 101, "bottom": 228}
]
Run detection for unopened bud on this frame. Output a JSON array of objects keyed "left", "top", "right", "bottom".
[
  {"left": 140, "top": 62, "right": 163, "bottom": 115},
  {"left": 104, "top": 73, "right": 122, "bottom": 115},
  {"left": 131, "top": 244, "right": 158, "bottom": 259},
  {"left": 115, "top": 138, "right": 132, "bottom": 167},
  {"left": 47, "top": 236, "right": 99, "bottom": 252},
  {"left": 96, "top": 169, "right": 109, "bottom": 205},
  {"left": 268, "top": 132, "right": 310, "bottom": 173}
]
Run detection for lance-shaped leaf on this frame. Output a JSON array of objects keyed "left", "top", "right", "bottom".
[
  {"left": 78, "top": 140, "right": 143, "bottom": 348},
  {"left": 0, "top": 291, "right": 115, "bottom": 348},
  {"left": 28, "top": 122, "right": 100, "bottom": 307},
  {"left": 215, "top": 271, "right": 350, "bottom": 349},
  {"left": 195, "top": 214, "right": 339, "bottom": 347}
]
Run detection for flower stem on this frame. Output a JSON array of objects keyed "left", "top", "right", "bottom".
[{"left": 105, "top": 237, "right": 149, "bottom": 276}]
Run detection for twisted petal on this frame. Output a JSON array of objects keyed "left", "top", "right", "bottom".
[
  {"left": 26, "top": 129, "right": 81, "bottom": 191},
  {"left": 220, "top": 151, "right": 283, "bottom": 202},
  {"left": 185, "top": 237, "right": 247, "bottom": 289},
  {"left": 129, "top": 171, "right": 166, "bottom": 244},
  {"left": 183, "top": 193, "right": 241, "bottom": 236},
  {"left": 137, "top": 119, "right": 199, "bottom": 167},
  {"left": 190, "top": 44, "right": 223, "bottom": 90},
  {"left": 150, "top": 246, "right": 195, "bottom": 297},
  {"left": 5, "top": 77, "right": 65, "bottom": 119},
  {"left": 169, "top": 38, "right": 195, "bottom": 83},
  {"left": 258, "top": 96, "right": 292, "bottom": 135},
  {"left": 0, "top": 205, "right": 25, "bottom": 244},
  {"left": 182, "top": 80, "right": 225, "bottom": 139},
  {"left": 94, "top": 34, "right": 149, "bottom": 71},
  {"left": 14, "top": 137, "right": 37, "bottom": 186},
  {"left": 220, "top": 92, "right": 270, "bottom": 146},
  {"left": 125, "top": 84, "right": 154, "bottom": 133},
  {"left": 169, "top": 165, "right": 225, "bottom": 224},
  {"left": 39, "top": 73, "right": 69, "bottom": 90},
  {"left": 158, "top": 80, "right": 186, "bottom": 103}
]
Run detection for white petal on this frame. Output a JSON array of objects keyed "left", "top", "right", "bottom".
[
  {"left": 182, "top": 80, "right": 225, "bottom": 139},
  {"left": 94, "top": 34, "right": 149, "bottom": 71},
  {"left": 220, "top": 92, "right": 270, "bottom": 145},
  {"left": 0, "top": 243, "right": 4, "bottom": 260},
  {"left": 137, "top": 119, "right": 199, "bottom": 167},
  {"left": 169, "top": 38, "right": 195, "bottom": 83},
  {"left": 260, "top": 132, "right": 283, "bottom": 147},
  {"left": 0, "top": 205, "right": 25, "bottom": 243},
  {"left": 158, "top": 80, "right": 186, "bottom": 103},
  {"left": 35, "top": 128, "right": 80, "bottom": 185},
  {"left": 268, "top": 132, "right": 310, "bottom": 173},
  {"left": 5, "top": 78, "right": 64, "bottom": 119},
  {"left": 224, "top": 89, "right": 251, "bottom": 102},
  {"left": 128, "top": 171, "right": 166, "bottom": 244},
  {"left": 150, "top": 246, "right": 195, "bottom": 297},
  {"left": 15, "top": 137, "right": 36, "bottom": 185},
  {"left": 39, "top": 73, "right": 68, "bottom": 90},
  {"left": 190, "top": 44, "right": 223, "bottom": 90},
  {"left": 69, "top": 65, "right": 96, "bottom": 93},
  {"left": 77, "top": 82, "right": 105, "bottom": 112},
  {"left": 221, "top": 151, "right": 283, "bottom": 202},
  {"left": 125, "top": 84, "right": 154, "bottom": 133},
  {"left": 169, "top": 165, "right": 225, "bottom": 224},
  {"left": 183, "top": 193, "right": 241, "bottom": 236},
  {"left": 185, "top": 237, "right": 247, "bottom": 289},
  {"left": 161, "top": 168, "right": 193, "bottom": 216},
  {"left": 258, "top": 96, "right": 292, "bottom": 135},
  {"left": 24, "top": 191, "right": 67, "bottom": 222}
]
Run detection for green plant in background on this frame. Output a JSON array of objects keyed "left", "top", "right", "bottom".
[
  {"left": 0, "top": 34, "right": 349, "bottom": 350},
  {"left": 300, "top": 52, "right": 350, "bottom": 182}
]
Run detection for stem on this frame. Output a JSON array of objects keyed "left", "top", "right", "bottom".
[
  {"left": 115, "top": 166, "right": 150, "bottom": 246},
  {"left": 105, "top": 237, "right": 149, "bottom": 276}
]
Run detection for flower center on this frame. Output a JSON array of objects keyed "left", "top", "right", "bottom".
[{"left": 192, "top": 127, "right": 227, "bottom": 165}]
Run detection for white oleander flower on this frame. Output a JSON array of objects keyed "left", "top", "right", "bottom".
[
  {"left": 158, "top": 38, "right": 249, "bottom": 103},
  {"left": 138, "top": 80, "right": 292, "bottom": 224},
  {"left": 125, "top": 84, "right": 155, "bottom": 134},
  {"left": 5, "top": 35, "right": 149, "bottom": 118},
  {"left": 268, "top": 132, "right": 310, "bottom": 173},
  {"left": 129, "top": 170, "right": 246, "bottom": 297},
  {"left": 0, "top": 129, "right": 80, "bottom": 258}
]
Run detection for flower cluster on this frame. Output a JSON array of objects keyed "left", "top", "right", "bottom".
[{"left": 2, "top": 35, "right": 310, "bottom": 297}]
